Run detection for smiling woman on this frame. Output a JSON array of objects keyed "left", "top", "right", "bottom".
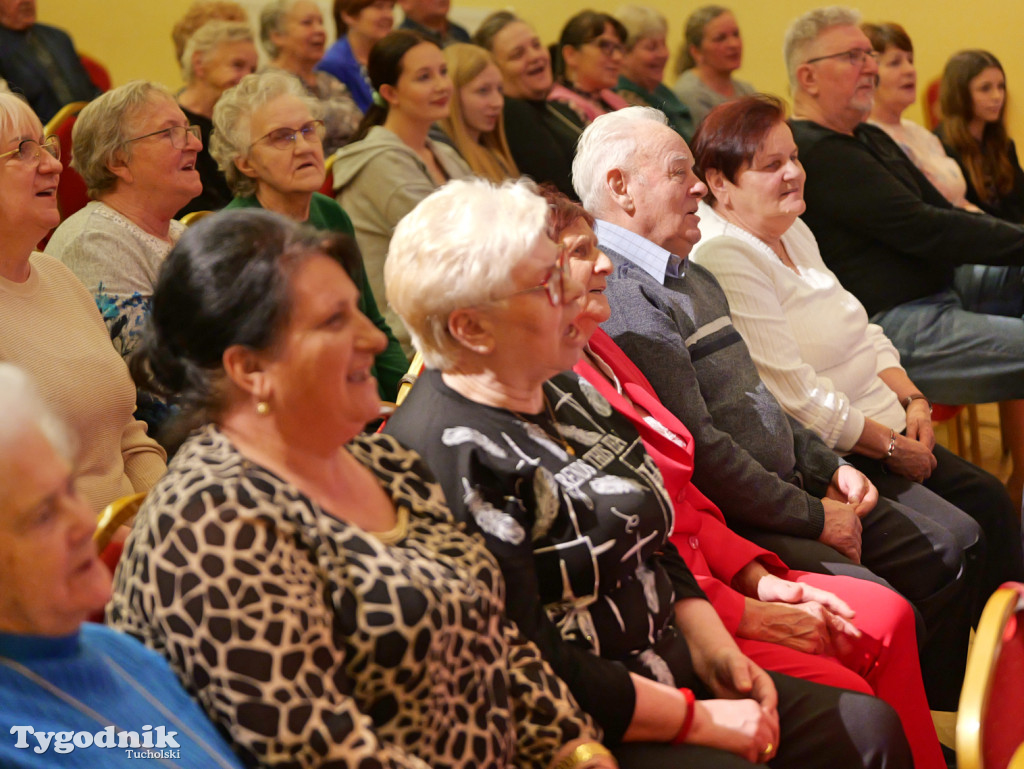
[
  {"left": 46, "top": 80, "right": 204, "bottom": 435},
  {"left": 260, "top": 0, "right": 362, "bottom": 154},
  {"left": 332, "top": 30, "right": 471, "bottom": 354},
  {"left": 0, "top": 91, "right": 166, "bottom": 514},
  {"left": 108, "top": 208, "right": 602, "bottom": 769}
]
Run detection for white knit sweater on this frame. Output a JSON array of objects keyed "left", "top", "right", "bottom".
[{"left": 691, "top": 203, "right": 906, "bottom": 452}]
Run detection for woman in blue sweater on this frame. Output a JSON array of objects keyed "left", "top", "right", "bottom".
[{"left": 0, "top": 363, "right": 244, "bottom": 769}]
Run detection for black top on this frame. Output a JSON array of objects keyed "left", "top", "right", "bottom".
[
  {"left": 791, "top": 118, "right": 1024, "bottom": 315},
  {"left": 386, "top": 369, "right": 707, "bottom": 743},
  {"left": 503, "top": 97, "right": 584, "bottom": 200},
  {"left": 0, "top": 23, "right": 100, "bottom": 123},
  {"left": 935, "top": 126, "right": 1024, "bottom": 224},
  {"left": 176, "top": 106, "right": 233, "bottom": 218}
]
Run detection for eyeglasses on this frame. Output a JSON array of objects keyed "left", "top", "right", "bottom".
[
  {"left": 0, "top": 135, "right": 61, "bottom": 164},
  {"left": 804, "top": 48, "right": 879, "bottom": 67},
  {"left": 588, "top": 38, "right": 625, "bottom": 57},
  {"left": 507, "top": 244, "right": 570, "bottom": 307},
  {"left": 250, "top": 120, "right": 326, "bottom": 151},
  {"left": 123, "top": 124, "right": 202, "bottom": 149}
]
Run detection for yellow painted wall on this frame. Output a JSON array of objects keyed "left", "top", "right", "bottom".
[{"left": 40, "top": 0, "right": 1024, "bottom": 133}]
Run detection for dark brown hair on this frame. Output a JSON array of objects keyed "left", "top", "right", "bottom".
[
  {"left": 940, "top": 49, "right": 1013, "bottom": 204},
  {"left": 860, "top": 21, "right": 913, "bottom": 55},
  {"left": 691, "top": 94, "right": 787, "bottom": 206}
]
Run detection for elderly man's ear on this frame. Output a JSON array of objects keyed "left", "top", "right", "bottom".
[
  {"left": 795, "top": 62, "right": 820, "bottom": 97},
  {"left": 606, "top": 168, "right": 636, "bottom": 214}
]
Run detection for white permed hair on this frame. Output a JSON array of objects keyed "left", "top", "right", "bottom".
[
  {"left": 0, "top": 364, "right": 74, "bottom": 463},
  {"left": 572, "top": 105, "right": 668, "bottom": 215},
  {"left": 783, "top": 6, "right": 861, "bottom": 89},
  {"left": 385, "top": 178, "right": 549, "bottom": 369},
  {"left": 180, "top": 19, "right": 254, "bottom": 83}
]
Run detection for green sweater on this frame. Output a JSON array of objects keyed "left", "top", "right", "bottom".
[{"left": 226, "top": 193, "right": 408, "bottom": 400}]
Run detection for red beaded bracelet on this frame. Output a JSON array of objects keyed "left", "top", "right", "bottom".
[{"left": 672, "top": 688, "right": 697, "bottom": 745}]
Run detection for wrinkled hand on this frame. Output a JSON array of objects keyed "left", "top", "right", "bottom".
[
  {"left": 702, "top": 647, "right": 778, "bottom": 717},
  {"left": 756, "top": 574, "right": 857, "bottom": 620},
  {"left": 826, "top": 465, "right": 878, "bottom": 516},
  {"left": 736, "top": 598, "right": 861, "bottom": 656},
  {"left": 884, "top": 433, "right": 937, "bottom": 483},
  {"left": 904, "top": 401, "right": 936, "bottom": 451},
  {"left": 819, "top": 498, "right": 862, "bottom": 563},
  {"left": 688, "top": 698, "right": 779, "bottom": 763}
]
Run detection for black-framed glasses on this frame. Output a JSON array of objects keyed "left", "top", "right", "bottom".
[
  {"left": 507, "top": 244, "right": 570, "bottom": 307},
  {"left": 123, "top": 124, "right": 202, "bottom": 149},
  {"left": 250, "top": 120, "right": 326, "bottom": 151},
  {"left": 0, "top": 135, "right": 60, "bottom": 165},
  {"left": 588, "top": 38, "right": 625, "bottom": 57},
  {"left": 804, "top": 48, "right": 879, "bottom": 67}
]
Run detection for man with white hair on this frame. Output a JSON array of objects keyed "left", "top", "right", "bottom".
[
  {"left": 786, "top": 7, "right": 1024, "bottom": 478},
  {"left": 574, "top": 105, "right": 981, "bottom": 713}
]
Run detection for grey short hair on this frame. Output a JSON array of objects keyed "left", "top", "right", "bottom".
[
  {"left": 260, "top": 0, "right": 302, "bottom": 58},
  {"left": 615, "top": 5, "right": 667, "bottom": 51},
  {"left": 783, "top": 6, "right": 861, "bottom": 89},
  {"left": 0, "top": 364, "right": 74, "bottom": 464},
  {"left": 572, "top": 105, "right": 668, "bottom": 215},
  {"left": 181, "top": 20, "right": 255, "bottom": 82},
  {"left": 385, "top": 178, "right": 549, "bottom": 369},
  {"left": 71, "top": 81, "right": 177, "bottom": 199},
  {"left": 210, "top": 69, "right": 323, "bottom": 197}
]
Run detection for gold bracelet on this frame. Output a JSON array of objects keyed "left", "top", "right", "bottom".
[{"left": 551, "top": 742, "right": 613, "bottom": 769}]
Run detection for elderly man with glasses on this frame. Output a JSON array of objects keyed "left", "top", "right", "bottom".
[{"left": 786, "top": 6, "right": 1024, "bottom": 506}]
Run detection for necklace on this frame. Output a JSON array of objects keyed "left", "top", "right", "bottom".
[
  {"left": 0, "top": 653, "right": 237, "bottom": 769},
  {"left": 512, "top": 392, "right": 576, "bottom": 457}
]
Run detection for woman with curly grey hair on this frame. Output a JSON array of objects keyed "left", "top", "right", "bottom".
[
  {"left": 46, "top": 80, "right": 203, "bottom": 432},
  {"left": 212, "top": 70, "right": 407, "bottom": 400}
]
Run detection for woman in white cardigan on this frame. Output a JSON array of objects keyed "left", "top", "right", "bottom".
[{"left": 689, "top": 94, "right": 1023, "bottom": 602}]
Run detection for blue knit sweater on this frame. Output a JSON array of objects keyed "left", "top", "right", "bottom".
[{"left": 0, "top": 623, "right": 243, "bottom": 768}]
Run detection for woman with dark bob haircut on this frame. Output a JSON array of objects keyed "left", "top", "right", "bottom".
[
  {"left": 108, "top": 208, "right": 605, "bottom": 769},
  {"left": 689, "top": 94, "right": 1024, "bottom": 722},
  {"left": 548, "top": 10, "right": 630, "bottom": 125}
]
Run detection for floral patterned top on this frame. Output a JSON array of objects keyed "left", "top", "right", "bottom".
[{"left": 107, "top": 425, "right": 595, "bottom": 769}]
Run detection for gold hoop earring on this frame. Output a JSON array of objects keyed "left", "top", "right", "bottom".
[{"left": 256, "top": 401, "right": 270, "bottom": 416}]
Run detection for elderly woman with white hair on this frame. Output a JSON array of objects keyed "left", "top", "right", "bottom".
[
  {"left": 260, "top": 0, "right": 361, "bottom": 154},
  {"left": 384, "top": 178, "right": 913, "bottom": 769},
  {"left": 46, "top": 80, "right": 203, "bottom": 432},
  {"left": 176, "top": 19, "right": 259, "bottom": 216},
  {"left": 211, "top": 70, "right": 407, "bottom": 399},
  {"left": 0, "top": 92, "right": 166, "bottom": 514},
  {"left": 613, "top": 6, "right": 695, "bottom": 140},
  {"left": 0, "top": 364, "right": 242, "bottom": 769}
]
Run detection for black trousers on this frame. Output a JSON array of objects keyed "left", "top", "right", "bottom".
[
  {"left": 738, "top": 478, "right": 980, "bottom": 711},
  {"left": 611, "top": 671, "right": 912, "bottom": 769}
]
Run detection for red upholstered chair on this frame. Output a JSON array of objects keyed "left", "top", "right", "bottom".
[
  {"left": 319, "top": 152, "right": 337, "bottom": 197},
  {"left": 78, "top": 52, "right": 111, "bottom": 92},
  {"left": 932, "top": 403, "right": 984, "bottom": 466},
  {"left": 42, "top": 100, "right": 91, "bottom": 224},
  {"left": 923, "top": 75, "right": 942, "bottom": 130},
  {"left": 957, "top": 581, "right": 1024, "bottom": 769}
]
